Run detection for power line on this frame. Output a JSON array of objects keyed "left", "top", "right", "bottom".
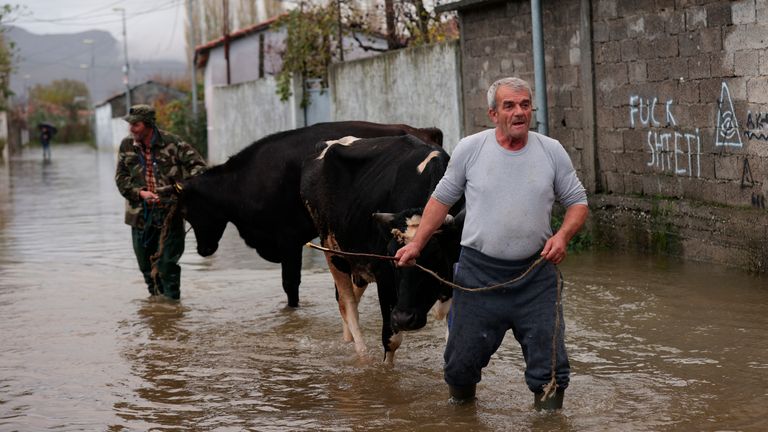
[
  {"left": 148, "top": 0, "right": 182, "bottom": 58},
  {"left": 19, "top": 1, "right": 124, "bottom": 22},
  {"left": 16, "top": 1, "right": 183, "bottom": 27}
]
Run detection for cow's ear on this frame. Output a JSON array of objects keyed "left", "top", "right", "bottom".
[
  {"left": 372, "top": 212, "right": 395, "bottom": 227},
  {"left": 441, "top": 214, "right": 454, "bottom": 227},
  {"left": 429, "top": 214, "right": 454, "bottom": 236},
  {"left": 449, "top": 209, "right": 465, "bottom": 228}
]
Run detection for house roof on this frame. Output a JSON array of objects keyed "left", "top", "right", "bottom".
[
  {"left": 194, "top": 15, "right": 282, "bottom": 69},
  {"left": 95, "top": 80, "right": 185, "bottom": 107},
  {"left": 193, "top": 14, "right": 390, "bottom": 69},
  {"left": 435, "top": 0, "right": 510, "bottom": 13}
]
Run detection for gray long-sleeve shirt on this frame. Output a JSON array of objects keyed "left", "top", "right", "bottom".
[{"left": 433, "top": 129, "right": 588, "bottom": 260}]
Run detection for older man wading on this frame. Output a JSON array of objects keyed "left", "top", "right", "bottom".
[
  {"left": 395, "top": 77, "right": 588, "bottom": 410},
  {"left": 115, "top": 104, "right": 206, "bottom": 300}
]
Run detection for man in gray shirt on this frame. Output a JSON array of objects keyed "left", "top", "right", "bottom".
[{"left": 395, "top": 77, "right": 588, "bottom": 410}]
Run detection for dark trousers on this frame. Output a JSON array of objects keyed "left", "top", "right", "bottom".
[
  {"left": 131, "top": 215, "right": 185, "bottom": 299},
  {"left": 42, "top": 141, "right": 51, "bottom": 160},
  {"left": 444, "top": 247, "right": 570, "bottom": 393}
]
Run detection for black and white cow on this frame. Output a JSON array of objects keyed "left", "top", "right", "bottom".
[
  {"left": 300, "top": 134, "right": 463, "bottom": 363},
  {"left": 177, "top": 121, "right": 443, "bottom": 307}
]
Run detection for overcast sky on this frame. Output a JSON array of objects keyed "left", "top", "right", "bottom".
[{"left": 13, "top": 0, "right": 188, "bottom": 62}]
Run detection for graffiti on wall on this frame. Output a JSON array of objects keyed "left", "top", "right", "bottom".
[
  {"left": 629, "top": 95, "right": 701, "bottom": 177},
  {"left": 741, "top": 158, "right": 765, "bottom": 208},
  {"left": 745, "top": 111, "right": 768, "bottom": 141},
  {"left": 715, "top": 81, "right": 743, "bottom": 147},
  {"left": 626, "top": 81, "right": 765, "bottom": 209}
]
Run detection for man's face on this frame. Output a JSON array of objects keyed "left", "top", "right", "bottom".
[
  {"left": 129, "top": 121, "right": 151, "bottom": 141},
  {"left": 488, "top": 86, "right": 532, "bottom": 142}
]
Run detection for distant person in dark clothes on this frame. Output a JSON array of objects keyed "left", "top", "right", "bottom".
[
  {"left": 115, "top": 104, "right": 206, "bottom": 300},
  {"left": 40, "top": 127, "right": 52, "bottom": 160},
  {"left": 395, "top": 77, "right": 588, "bottom": 410}
]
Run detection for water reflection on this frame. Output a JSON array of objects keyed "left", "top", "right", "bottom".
[
  {"left": 114, "top": 299, "right": 196, "bottom": 428},
  {"left": 1, "top": 145, "right": 767, "bottom": 431}
]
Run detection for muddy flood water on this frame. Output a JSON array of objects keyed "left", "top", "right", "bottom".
[{"left": 1, "top": 144, "right": 767, "bottom": 431}]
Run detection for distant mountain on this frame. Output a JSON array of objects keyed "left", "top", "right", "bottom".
[{"left": 7, "top": 26, "right": 187, "bottom": 104}]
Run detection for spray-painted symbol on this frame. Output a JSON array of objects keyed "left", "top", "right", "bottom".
[
  {"left": 715, "top": 81, "right": 743, "bottom": 147},
  {"left": 741, "top": 158, "right": 754, "bottom": 188},
  {"left": 745, "top": 111, "right": 768, "bottom": 141}
]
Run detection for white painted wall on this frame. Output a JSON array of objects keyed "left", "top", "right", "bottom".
[
  {"left": 329, "top": 41, "right": 463, "bottom": 153},
  {"left": 0, "top": 111, "right": 8, "bottom": 141},
  {"left": 204, "top": 42, "right": 463, "bottom": 164},
  {"left": 0, "top": 111, "right": 6, "bottom": 159},
  {"left": 111, "top": 119, "right": 129, "bottom": 153},
  {"left": 208, "top": 75, "right": 303, "bottom": 164},
  {"left": 94, "top": 103, "right": 114, "bottom": 151}
]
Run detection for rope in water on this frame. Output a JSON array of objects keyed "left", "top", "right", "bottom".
[{"left": 304, "top": 241, "right": 563, "bottom": 400}]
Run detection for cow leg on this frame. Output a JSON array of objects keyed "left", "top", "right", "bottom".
[
  {"left": 335, "top": 283, "right": 353, "bottom": 342},
  {"left": 325, "top": 253, "right": 367, "bottom": 356},
  {"left": 375, "top": 268, "right": 402, "bottom": 365},
  {"left": 280, "top": 245, "right": 302, "bottom": 307},
  {"left": 336, "top": 278, "right": 368, "bottom": 342}
]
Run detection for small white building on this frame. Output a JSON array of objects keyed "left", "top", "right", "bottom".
[
  {"left": 195, "top": 17, "right": 387, "bottom": 162},
  {"left": 93, "top": 81, "right": 186, "bottom": 152}
]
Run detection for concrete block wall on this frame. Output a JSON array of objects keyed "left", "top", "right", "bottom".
[
  {"left": 589, "top": 0, "right": 768, "bottom": 270},
  {"left": 593, "top": 0, "right": 768, "bottom": 210},
  {"left": 329, "top": 41, "right": 463, "bottom": 153},
  {"left": 451, "top": 0, "right": 768, "bottom": 271},
  {"left": 457, "top": 0, "right": 590, "bottom": 181},
  {"left": 208, "top": 75, "right": 303, "bottom": 164}
]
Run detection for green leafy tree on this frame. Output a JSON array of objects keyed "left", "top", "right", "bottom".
[
  {"left": 146, "top": 74, "right": 207, "bottom": 158},
  {"left": 0, "top": 4, "right": 19, "bottom": 110},
  {"left": 274, "top": 1, "right": 337, "bottom": 107},
  {"left": 273, "top": 0, "right": 457, "bottom": 106},
  {"left": 155, "top": 92, "right": 208, "bottom": 159},
  {"left": 28, "top": 79, "right": 91, "bottom": 143}
]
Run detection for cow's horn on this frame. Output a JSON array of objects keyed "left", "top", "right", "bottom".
[
  {"left": 372, "top": 212, "right": 395, "bottom": 225},
  {"left": 172, "top": 182, "right": 184, "bottom": 194}
]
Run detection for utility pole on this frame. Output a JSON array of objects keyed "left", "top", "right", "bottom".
[
  {"left": 82, "top": 38, "right": 94, "bottom": 99},
  {"left": 336, "top": 0, "right": 344, "bottom": 61},
  {"left": 187, "top": 0, "right": 199, "bottom": 120},
  {"left": 223, "top": 0, "right": 231, "bottom": 85},
  {"left": 114, "top": 7, "right": 131, "bottom": 114},
  {"left": 531, "top": 0, "right": 549, "bottom": 135}
]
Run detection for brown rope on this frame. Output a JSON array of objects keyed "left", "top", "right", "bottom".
[
  {"left": 539, "top": 268, "right": 563, "bottom": 401},
  {"left": 149, "top": 201, "right": 178, "bottom": 290},
  {"left": 305, "top": 242, "right": 548, "bottom": 292},
  {"left": 305, "top": 241, "right": 563, "bottom": 399}
]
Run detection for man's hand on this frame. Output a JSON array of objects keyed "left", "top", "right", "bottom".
[
  {"left": 542, "top": 204, "right": 588, "bottom": 265},
  {"left": 139, "top": 189, "right": 160, "bottom": 205},
  {"left": 395, "top": 242, "right": 422, "bottom": 267},
  {"left": 540, "top": 233, "right": 568, "bottom": 265}
]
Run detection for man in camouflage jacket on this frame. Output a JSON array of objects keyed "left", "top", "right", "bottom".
[{"left": 115, "top": 104, "right": 206, "bottom": 300}]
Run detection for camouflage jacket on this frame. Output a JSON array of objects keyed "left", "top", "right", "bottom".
[{"left": 115, "top": 128, "right": 206, "bottom": 228}]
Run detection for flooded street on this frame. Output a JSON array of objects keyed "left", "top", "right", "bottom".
[{"left": 1, "top": 144, "right": 767, "bottom": 431}]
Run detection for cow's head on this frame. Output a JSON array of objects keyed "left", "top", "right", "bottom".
[
  {"left": 173, "top": 177, "right": 228, "bottom": 257},
  {"left": 374, "top": 208, "right": 463, "bottom": 332}
]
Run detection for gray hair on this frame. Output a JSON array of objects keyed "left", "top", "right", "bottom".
[{"left": 487, "top": 77, "right": 533, "bottom": 110}]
